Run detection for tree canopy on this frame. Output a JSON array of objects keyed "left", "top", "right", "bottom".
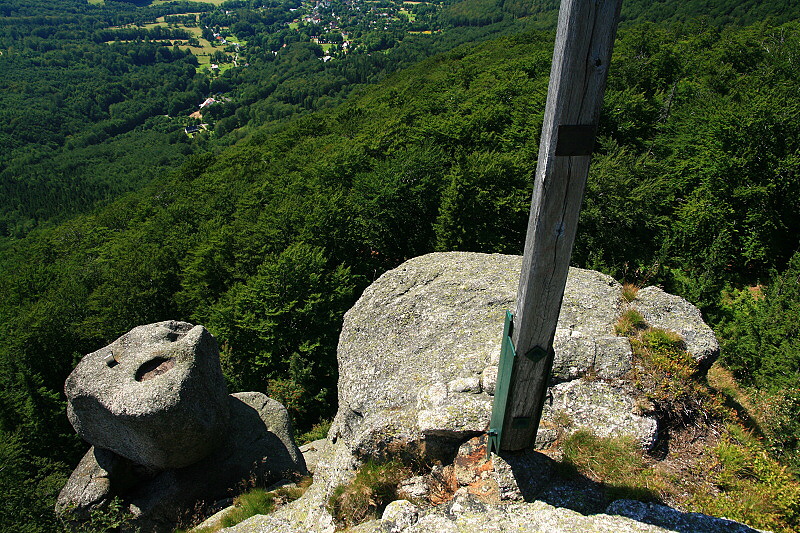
[{"left": 3, "top": 0, "right": 800, "bottom": 530}]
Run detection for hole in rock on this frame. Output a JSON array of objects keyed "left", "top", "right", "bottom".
[{"left": 135, "top": 357, "right": 176, "bottom": 382}]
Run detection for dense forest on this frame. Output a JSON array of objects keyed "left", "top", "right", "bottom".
[
  {"left": 1, "top": 0, "right": 540, "bottom": 237},
  {"left": 2, "top": 0, "right": 800, "bottom": 530}
]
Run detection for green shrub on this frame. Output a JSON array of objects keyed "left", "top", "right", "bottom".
[
  {"left": 718, "top": 252, "right": 800, "bottom": 466},
  {"left": 327, "top": 460, "right": 411, "bottom": 528},
  {"left": 689, "top": 426, "right": 800, "bottom": 533},
  {"left": 297, "top": 419, "right": 332, "bottom": 445},
  {"left": 63, "top": 497, "right": 133, "bottom": 533},
  {"left": 639, "top": 328, "right": 698, "bottom": 380},
  {"left": 763, "top": 391, "right": 800, "bottom": 467},
  {"left": 640, "top": 328, "right": 685, "bottom": 355},
  {"left": 629, "top": 328, "right": 721, "bottom": 429}
]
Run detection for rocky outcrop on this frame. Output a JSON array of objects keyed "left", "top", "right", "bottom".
[
  {"left": 330, "top": 252, "right": 669, "bottom": 463},
  {"left": 631, "top": 286, "right": 719, "bottom": 370},
  {"left": 65, "top": 321, "right": 230, "bottom": 469},
  {"left": 58, "top": 322, "right": 306, "bottom": 532},
  {"left": 223, "top": 252, "right": 733, "bottom": 533},
  {"left": 346, "top": 493, "right": 761, "bottom": 533},
  {"left": 330, "top": 252, "right": 671, "bottom": 462}
]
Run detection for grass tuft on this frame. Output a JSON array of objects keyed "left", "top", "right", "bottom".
[
  {"left": 621, "top": 282, "right": 639, "bottom": 302},
  {"left": 220, "top": 479, "right": 311, "bottom": 528},
  {"left": 175, "top": 478, "right": 311, "bottom": 533},
  {"left": 327, "top": 460, "right": 411, "bottom": 529},
  {"left": 560, "top": 430, "right": 667, "bottom": 503},
  {"left": 219, "top": 490, "right": 275, "bottom": 529},
  {"left": 614, "top": 309, "right": 647, "bottom": 336}
]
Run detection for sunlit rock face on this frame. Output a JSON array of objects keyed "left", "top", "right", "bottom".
[{"left": 331, "top": 252, "right": 654, "bottom": 459}]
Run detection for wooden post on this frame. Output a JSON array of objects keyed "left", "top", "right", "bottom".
[{"left": 499, "top": 0, "right": 622, "bottom": 451}]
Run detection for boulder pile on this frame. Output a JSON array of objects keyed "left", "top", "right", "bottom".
[{"left": 57, "top": 321, "right": 306, "bottom": 532}]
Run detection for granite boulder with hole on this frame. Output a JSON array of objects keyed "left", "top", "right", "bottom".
[{"left": 65, "top": 320, "right": 230, "bottom": 470}]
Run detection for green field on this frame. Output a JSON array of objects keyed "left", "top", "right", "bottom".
[
  {"left": 199, "top": 61, "right": 235, "bottom": 75},
  {"left": 150, "top": 0, "right": 229, "bottom": 6},
  {"left": 114, "top": 18, "right": 246, "bottom": 67},
  {"left": 399, "top": 8, "right": 415, "bottom": 21}
]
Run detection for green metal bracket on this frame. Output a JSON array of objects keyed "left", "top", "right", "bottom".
[{"left": 487, "top": 310, "right": 516, "bottom": 458}]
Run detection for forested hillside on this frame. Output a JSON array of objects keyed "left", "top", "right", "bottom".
[
  {"left": 444, "top": 0, "right": 800, "bottom": 29},
  {"left": 619, "top": 0, "right": 800, "bottom": 26},
  {"left": 2, "top": 0, "right": 800, "bottom": 531},
  {"left": 0, "top": 0, "right": 220, "bottom": 236},
  {"left": 0, "top": 0, "right": 524, "bottom": 237}
]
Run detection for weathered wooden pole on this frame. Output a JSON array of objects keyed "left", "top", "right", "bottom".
[{"left": 499, "top": 0, "right": 623, "bottom": 451}]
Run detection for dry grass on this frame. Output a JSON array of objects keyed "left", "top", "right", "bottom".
[
  {"left": 621, "top": 282, "right": 639, "bottom": 302},
  {"left": 328, "top": 460, "right": 412, "bottom": 529}
]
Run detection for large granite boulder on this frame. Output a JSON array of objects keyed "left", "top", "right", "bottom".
[
  {"left": 60, "top": 321, "right": 308, "bottom": 531},
  {"left": 217, "top": 252, "right": 746, "bottom": 533},
  {"left": 65, "top": 321, "right": 229, "bottom": 469},
  {"left": 329, "top": 252, "right": 655, "bottom": 465},
  {"left": 127, "top": 392, "right": 307, "bottom": 532},
  {"left": 57, "top": 392, "right": 307, "bottom": 533}
]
